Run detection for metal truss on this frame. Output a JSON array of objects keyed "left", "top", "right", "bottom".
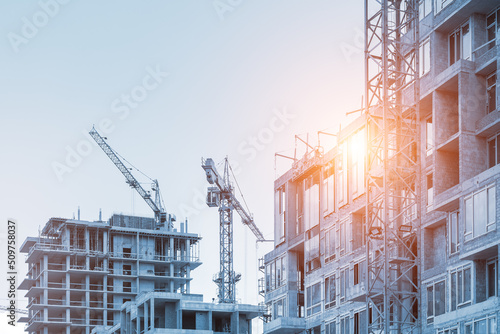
[
  {"left": 364, "top": 0, "right": 421, "bottom": 333},
  {"left": 203, "top": 158, "right": 248, "bottom": 304},
  {"left": 215, "top": 192, "right": 239, "bottom": 303}
]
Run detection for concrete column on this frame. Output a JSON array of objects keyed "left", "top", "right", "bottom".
[
  {"left": 103, "top": 230, "right": 108, "bottom": 253},
  {"left": 150, "top": 298, "right": 155, "bottom": 329},
  {"left": 144, "top": 298, "right": 149, "bottom": 331},
  {"left": 178, "top": 308, "right": 182, "bottom": 330},
  {"left": 43, "top": 255, "right": 48, "bottom": 304},
  {"left": 65, "top": 256, "right": 70, "bottom": 322},
  {"left": 42, "top": 256, "right": 48, "bottom": 325},
  {"left": 170, "top": 264, "right": 175, "bottom": 292},
  {"left": 103, "top": 230, "right": 109, "bottom": 283},
  {"left": 128, "top": 310, "right": 132, "bottom": 334},
  {"left": 103, "top": 274, "right": 108, "bottom": 326},
  {"left": 66, "top": 305, "right": 70, "bottom": 325},
  {"left": 85, "top": 227, "right": 89, "bottom": 251},
  {"left": 208, "top": 310, "right": 212, "bottom": 331},
  {"left": 170, "top": 237, "right": 175, "bottom": 292},
  {"left": 170, "top": 237, "right": 174, "bottom": 260},
  {"left": 136, "top": 232, "right": 140, "bottom": 258},
  {"left": 137, "top": 232, "right": 140, "bottom": 293},
  {"left": 85, "top": 227, "right": 90, "bottom": 270},
  {"left": 85, "top": 275, "right": 90, "bottom": 328},
  {"left": 231, "top": 310, "right": 239, "bottom": 334},
  {"left": 65, "top": 227, "right": 70, "bottom": 250},
  {"left": 186, "top": 239, "right": 191, "bottom": 293},
  {"left": 137, "top": 304, "right": 141, "bottom": 334}
]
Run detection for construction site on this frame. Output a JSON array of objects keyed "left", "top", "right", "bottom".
[
  {"left": 261, "top": 0, "right": 500, "bottom": 333},
  {"left": 16, "top": 0, "right": 500, "bottom": 333}
]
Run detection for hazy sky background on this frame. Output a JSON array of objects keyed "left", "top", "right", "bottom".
[{"left": 0, "top": 1, "right": 364, "bottom": 332}]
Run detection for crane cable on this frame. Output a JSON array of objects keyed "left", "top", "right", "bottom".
[
  {"left": 108, "top": 145, "right": 154, "bottom": 182},
  {"left": 228, "top": 163, "right": 252, "bottom": 215},
  {"left": 107, "top": 140, "right": 167, "bottom": 211}
]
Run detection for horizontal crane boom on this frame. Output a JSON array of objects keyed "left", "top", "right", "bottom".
[
  {"left": 202, "top": 158, "right": 265, "bottom": 241},
  {"left": 89, "top": 127, "right": 168, "bottom": 228}
]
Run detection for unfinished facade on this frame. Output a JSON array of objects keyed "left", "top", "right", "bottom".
[
  {"left": 19, "top": 214, "right": 201, "bottom": 334},
  {"left": 262, "top": 0, "right": 500, "bottom": 333},
  {"left": 91, "top": 291, "right": 260, "bottom": 333}
]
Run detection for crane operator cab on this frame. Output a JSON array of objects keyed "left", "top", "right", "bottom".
[{"left": 206, "top": 187, "right": 220, "bottom": 208}]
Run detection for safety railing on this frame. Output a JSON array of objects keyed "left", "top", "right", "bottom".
[
  {"left": 108, "top": 268, "right": 138, "bottom": 276},
  {"left": 109, "top": 252, "right": 200, "bottom": 262}
]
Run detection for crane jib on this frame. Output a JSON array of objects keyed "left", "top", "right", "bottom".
[{"left": 89, "top": 127, "right": 168, "bottom": 228}]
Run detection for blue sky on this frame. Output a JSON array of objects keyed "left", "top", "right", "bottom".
[{"left": 0, "top": 1, "right": 364, "bottom": 332}]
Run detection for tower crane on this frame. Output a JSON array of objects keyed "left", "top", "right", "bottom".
[
  {"left": 89, "top": 127, "right": 172, "bottom": 230},
  {"left": 202, "top": 157, "right": 267, "bottom": 304}
]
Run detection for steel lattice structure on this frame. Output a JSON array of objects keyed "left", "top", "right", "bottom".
[
  {"left": 89, "top": 127, "right": 170, "bottom": 229},
  {"left": 215, "top": 164, "right": 239, "bottom": 304},
  {"left": 364, "top": 0, "right": 421, "bottom": 333},
  {"left": 202, "top": 157, "right": 265, "bottom": 303}
]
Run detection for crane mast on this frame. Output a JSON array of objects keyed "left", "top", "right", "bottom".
[
  {"left": 365, "top": 0, "right": 420, "bottom": 332},
  {"left": 89, "top": 127, "right": 170, "bottom": 229},
  {"left": 202, "top": 157, "right": 265, "bottom": 304}
]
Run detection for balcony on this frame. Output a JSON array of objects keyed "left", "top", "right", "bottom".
[
  {"left": 27, "top": 298, "right": 104, "bottom": 310},
  {"left": 109, "top": 251, "right": 138, "bottom": 260},
  {"left": 460, "top": 240, "right": 498, "bottom": 261},
  {"left": 47, "top": 263, "right": 66, "bottom": 271},
  {"left": 433, "top": 183, "right": 461, "bottom": 212},
  {"left": 108, "top": 268, "right": 138, "bottom": 277},
  {"left": 258, "top": 277, "right": 266, "bottom": 297},
  {"left": 68, "top": 264, "right": 107, "bottom": 275},
  {"left": 433, "top": 297, "right": 500, "bottom": 327},
  {"left": 26, "top": 243, "right": 71, "bottom": 262},
  {"left": 18, "top": 277, "right": 36, "bottom": 290},
  {"left": 476, "top": 110, "right": 500, "bottom": 138},
  {"left": 106, "top": 285, "right": 137, "bottom": 294},
  {"left": 346, "top": 282, "right": 367, "bottom": 302},
  {"left": 110, "top": 252, "right": 200, "bottom": 264},
  {"left": 26, "top": 243, "right": 106, "bottom": 262},
  {"left": 25, "top": 312, "right": 71, "bottom": 332},
  {"left": 475, "top": 44, "right": 497, "bottom": 75},
  {"left": 263, "top": 317, "right": 306, "bottom": 334},
  {"left": 436, "top": 132, "right": 459, "bottom": 153},
  {"left": 138, "top": 270, "right": 189, "bottom": 280}
]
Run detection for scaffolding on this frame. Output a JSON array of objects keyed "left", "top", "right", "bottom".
[{"left": 364, "top": 0, "right": 420, "bottom": 333}]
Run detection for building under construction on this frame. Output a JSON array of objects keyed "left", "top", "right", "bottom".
[
  {"left": 18, "top": 128, "right": 261, "bottom": 333},
  {"left": 262, "top": 0, "right": 500, "bottom": 333},
  {"left": 19, "top": 214, "right": 260, "bottom": 334},
  {"left": 17, "top": 0, "right": 500, "bottom": 333}
]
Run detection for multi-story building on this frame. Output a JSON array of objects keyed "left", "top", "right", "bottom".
[
  {"left": 262, "top": 0, "right": 500, "bottom": 333},
  {"left": 19, "top": 214, "right": 202, "bottom": 334},
  {"left": 93, "top": 291, "right": 260, "bottom": 333},
  {"left": 20, "top": 213, "right": 260, "bottom": 334}
]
